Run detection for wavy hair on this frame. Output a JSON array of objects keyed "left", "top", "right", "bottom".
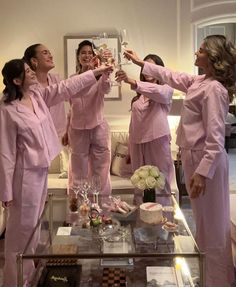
[
  {"left": 131, "top": 54, "right": 165, "bottom": 108},
  {"left": 204, "top": 35, "right": 236, "bottom": 102},
  {"left": 2, "top": 59, "right": 25, "bottom": 103}
]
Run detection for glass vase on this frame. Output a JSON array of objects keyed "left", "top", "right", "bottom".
[{"left": 143, "top": 188, "right": 156, "bottom": 203}]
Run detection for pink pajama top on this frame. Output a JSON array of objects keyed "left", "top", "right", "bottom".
[
  {"left": 69, "top": 74, "right": 111, "bottom": 129},
  {"left": 129, "top": 81, "right": 173, "bottom": 144},
  {"left": 0, "top": 70, "right": 97, "bottom": 202},
  {"left": 44, "top": 73, "right": 67, "bottom": 138},
  {"left": 142, "top": 62, "right": 229, "bottom": 179}
]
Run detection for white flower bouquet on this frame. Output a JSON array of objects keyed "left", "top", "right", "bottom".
[{"left": 130, "top": 165, "right": 165, "bottom": 191}]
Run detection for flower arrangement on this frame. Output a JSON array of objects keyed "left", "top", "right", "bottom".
[{"left": 130, "top": 165, "right": 165, "bottom": 191}]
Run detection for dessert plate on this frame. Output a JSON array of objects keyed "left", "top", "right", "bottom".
[
  {"left": 162, "top": 222, "right": 178, "bottom": 232},
  {"left": 111, "top": 206, "right": 137, "bottom": 220}
]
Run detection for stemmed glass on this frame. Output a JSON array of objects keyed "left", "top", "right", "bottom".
[
  {"left": 119, "top": 29, "right": 131, "bottom": 65},
  {"left": 69, "top": 177, "right": 84, "bottom": 212},
  {"left": 91, "top": 175, "right": 101, "bottom": 208},
  {"left": 81, "top": 178, "right": 91, "bottom": 199},
  {"left": 92, "top": 32, "right": 109, "bottom": 64}
]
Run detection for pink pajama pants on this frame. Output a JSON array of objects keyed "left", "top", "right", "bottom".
[
  {"left": 181, "top": 149, "right": 235, "bottom": 287},
  {"left": 68, "top": 120, "right": 111, "bottom": 195},
  {"left": 3, "top": 165, "right": 48, "bottom": 287}
]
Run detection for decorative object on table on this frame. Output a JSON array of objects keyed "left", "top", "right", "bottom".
[
  {"left": 101, "top": 267, "right": 127, "bottom": 286},
  {"left": 91, "top": 175, "right": 102, "bottom": 212},
  {"left": 146, "top": 266, "right": 179, "bottom": 287},
  {"left": 162, "top": 221, "right": 178, "bottom": 232},
  {"left": 89, "top": 208, "right": 103, "bottom": 227},
  {"left": 102, "top": 195, "right": 135, "bottom": 215},
  {"left": 139, "top": 202, "right": 166, "bottom": 224},
  {"left": 37, "top": 264, "right": 82, "bottom": 287},
  {"left": 69, "top": 197, "right": 78, "bottom": 212},
  {"left": 111, "top": 205, "right": 137, "bottom": 221},
  {"left": 143, "top": 188, "right": 156, "bottom": 203},
  {"left": 51, "top": 244, "right": 78, "bottom": 255},
  {"left": 131, "top": 165, "right": 165, "bottom": 203}
]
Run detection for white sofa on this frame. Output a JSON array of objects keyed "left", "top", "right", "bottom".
[{"left": 47, "top": 130, "right": 134, "bottom": 196}]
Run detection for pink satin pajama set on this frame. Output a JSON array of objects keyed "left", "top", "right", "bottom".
[
  {"left": 68, "top": 74, "right": 112, "bottom": 195},
  {"left": 42, "top": 73, "right": 67, "bottom": 138},
  {"left": 129, "top": 81, "right": 174, "bottom": 205},
  {"left": 0, "top": 70, "right": 97, "bottom": 287},
  {"left": 142, "top": 62, "right": 235, "bottom": 287}
]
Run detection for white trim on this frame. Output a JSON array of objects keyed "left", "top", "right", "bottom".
[
  {"left": 192, "top": 14, "right": 236, "bottom": 74},
  {"left": 194, "top": 14, "right": 236, "bottom": 26},
  {"left": 191, "top": 0, "right": 236, "bottom": 12}
]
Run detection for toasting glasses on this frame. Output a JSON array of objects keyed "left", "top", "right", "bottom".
[{"left": 119, "top": 29, "right": 131, "bottom": 65}]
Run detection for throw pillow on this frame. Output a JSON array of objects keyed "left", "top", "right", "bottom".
[
  {"left": 48, "top": 156, "right": 60, "bottom": 174},
  {"left": 111, "top": 142, "right": 132, "bottom": 178}
]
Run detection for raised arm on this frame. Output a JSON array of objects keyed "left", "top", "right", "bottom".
[
  {"left": 40, "top": 65, "right": 113, "bottom": 107},
  {"left": 142, "top": 62, "right": 195, "bottom": 93},
  {"left": 135, "top": 81, "right": 173, "bottom": 105},
  {"left": 115, "top": 69, "right": 173, "bottom": 105},
  {"left": 124, "top": 49, "right": 195, "bottom": 93}
]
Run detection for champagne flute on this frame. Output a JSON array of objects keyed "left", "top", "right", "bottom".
[
  {"left": 92, "top": 32, "right": 109, "bottom": 63},
  {"left": 119, "top": 29, "right": 131, "bottom": 65},
  {"left": 109, "top": 47, "right": 121, "bottom": 87},
  {"left": 81, "top": 178, "right": 91, "bottom": 202},
  {"left": 91, "top": 175, "right": 101, "bottom": 206}
]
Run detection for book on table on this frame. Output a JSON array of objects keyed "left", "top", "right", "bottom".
[{"left": 146, "top": 266, "right": 184, "bottom": 287}]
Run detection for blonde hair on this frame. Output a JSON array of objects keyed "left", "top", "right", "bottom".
[{"left": 204, "top": 34, "right": 236, "bottom": 102}]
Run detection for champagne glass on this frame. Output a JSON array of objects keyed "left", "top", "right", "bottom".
[
  {"left": 119, "top": 29, "right": 131, "bottom": 65},
  {"left": 81, "top": 178, "right": 91, "bottom": 201},
  {"left": 92, "top": 32, "right": 109, "bottom": 63},
  {"left": 91, "top": 175, "right": 101, "bottom": 207},
  {"left": 91, "top": 36, "right": 101, "bottom": 56},
  {"left": 109, "top": 47, "right": 121, "bottom": 87}
]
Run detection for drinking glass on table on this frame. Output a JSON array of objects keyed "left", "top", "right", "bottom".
[{"left": 91, "top": 175, "right": 101, "bottom": 207}]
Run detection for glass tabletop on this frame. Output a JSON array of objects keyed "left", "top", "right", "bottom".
[
  {"left": 19, "top": 193, "right": 204, "bottom": 287},
  {"left": 23, "top": 193, "right": 200, "bottom": 258}
]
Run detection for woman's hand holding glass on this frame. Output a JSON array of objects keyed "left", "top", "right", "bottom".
[
  {"left": 93, "top": 63, "right": 113, "bottom": 77},
  {"left": 115, "top": 69, "right": 137, "bottom": 89},
  {"left": 123, "top": 49, "right": 144, "bottom": 67}
]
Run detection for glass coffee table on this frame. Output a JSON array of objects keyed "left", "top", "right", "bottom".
[{"left": 17, "top": 193, "right": 205, "bottom": 286}]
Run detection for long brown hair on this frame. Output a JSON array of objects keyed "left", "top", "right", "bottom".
[
  {"left": 204, "top": 35, "right": 236, "bottom": 102},
  {"left": 2, "top": 59, "right": 25, "bottom": 103},
  {"left": 131, "top": 54, "right": 165, "bottom": 109}
]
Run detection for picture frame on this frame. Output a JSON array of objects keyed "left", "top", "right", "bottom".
[{"left": 64, "top": 35, "right": 121, "bottom": 101}]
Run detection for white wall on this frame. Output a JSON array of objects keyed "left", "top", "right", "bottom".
[
  {"left": 0, "top": 0, "right": 179, "bottom": 116},
  {"left": 1, "top": 0, "right": 236, "bottom": 117}
]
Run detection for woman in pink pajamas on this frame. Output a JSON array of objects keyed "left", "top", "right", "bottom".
[
  {"left": 23, "top": 44, "right": 67, "bottom": 138},
  {"left": 116, "top": 54, "right": 174, "bottom": 205},
  {"left": 123, "top": 35, "right": 236, "bottom": 286},
  {"left": 0, "top": 58, "right": 112, "bottom": 287},
  {"left": 63, "top": 40, "right": 112, "bottom": 196}
]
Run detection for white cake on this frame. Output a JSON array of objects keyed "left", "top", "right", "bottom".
[{"left": 140, "top": 202, "right": 163, "bottom": 224}]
